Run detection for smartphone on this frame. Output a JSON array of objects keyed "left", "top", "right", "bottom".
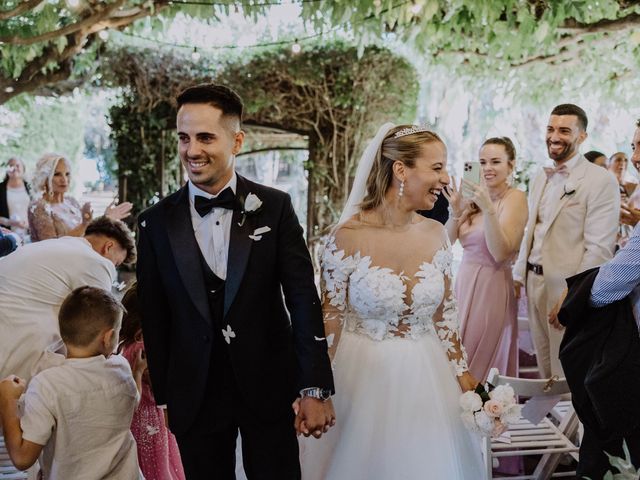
[{"left": 462, "top": 161, "right": 481, "bottom": 198}]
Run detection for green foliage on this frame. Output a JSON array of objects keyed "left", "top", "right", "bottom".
[
  {"left": 109, "top": 97, "right": 180, "bottom": 215},
  {"left": 104, "top": 42, "right": 417, "bottom": 235},
  {"left": 300, "top": 0, "right": 640, "bottom": 103},
  {"left": 0, "top": 94, "right": 86, "bottom": 177}
]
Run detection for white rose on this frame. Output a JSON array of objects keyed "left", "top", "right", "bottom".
[
  {"left": 460, "top": 411, "right": 478, "bottom": 432},
  {"left": 489, "top": 385, "right": 516, "bottom": 405},
  {"left": 474, "top": 410, "right": 496, "bottom": 435},
  {"left": 459, "top": 391, "right": 483, "bottom": 412},
  {"left": 563, "top": 181, "right": 577, "bottom": 195},
  {"left": 500, "top": 404, "right": 522, "bottom": 425},
  {"left": 244, "top": 193, "right": 263, "bottom": 212}
]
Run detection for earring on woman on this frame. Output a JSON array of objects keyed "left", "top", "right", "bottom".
[{"left": 398, "top": 180, "right": 405, "bottom": 198}]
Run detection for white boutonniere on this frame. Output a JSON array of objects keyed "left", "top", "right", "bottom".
[
  {"left": 249, "top": 226, "right": 271, "bottom": 241},
  {"left": 238, "top": 193, "right": 263, "bottom": 226},
  {"left": 561, "top": 181, "right": 577, "bottom": 200},
  {"left": 222, "top": 324, "right": 236, "bottom": 344}
]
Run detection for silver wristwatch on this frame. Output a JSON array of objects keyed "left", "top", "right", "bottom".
[{"left": 299, "top": 387, "right": 332, "bottom": 401}]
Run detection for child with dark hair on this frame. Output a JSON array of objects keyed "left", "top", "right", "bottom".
[
  {"left": 0, "top": 286, "right": 145, "bottom": 479},
  {"left": 119, "top": 283, "right": 185, "bottom": 480}
]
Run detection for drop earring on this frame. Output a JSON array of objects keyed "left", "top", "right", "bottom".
[{"left": 398, "top": 180, "right": 405, "bottom": 198}]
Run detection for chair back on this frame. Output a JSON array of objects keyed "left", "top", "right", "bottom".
[{"left": 487, "top": 367, "right": 571, "bottom": 397}]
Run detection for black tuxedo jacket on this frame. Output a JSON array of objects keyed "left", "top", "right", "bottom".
[
  {"left": 559, "top": 267, "right": 640, "bottom": 442},
  {"left": 136, "top": 174, "right": 334, "bottom": 436}
]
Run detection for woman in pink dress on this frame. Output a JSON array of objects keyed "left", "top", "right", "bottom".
[
  {"left": 444, "top": 137, "right": 528, "bottom": 382},
  {"left": 119, "top": 283, "right": 186, "bottom": 480}
]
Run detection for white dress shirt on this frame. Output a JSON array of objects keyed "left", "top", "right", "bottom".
[
  {"left": 528, "top": 153, "right": 582, "bottom": 265},
  {"left": 188, "top": 174, "right": 237, "bottom": 280}
]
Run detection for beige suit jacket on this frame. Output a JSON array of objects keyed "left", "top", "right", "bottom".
[{"left": 513, "top": 156, "right": 620, "bottom": 310}]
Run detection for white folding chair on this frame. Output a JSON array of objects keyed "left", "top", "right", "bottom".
[
  {"left": 482, "top": 369, "right": 579, "bottom": 480},
  {"left": 0, "top": 438, "right": 27, "bottom": 480}
]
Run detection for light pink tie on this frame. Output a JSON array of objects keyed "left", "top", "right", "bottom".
[{"left": 543, "top": 164, "right": 569, "bottom": 179}]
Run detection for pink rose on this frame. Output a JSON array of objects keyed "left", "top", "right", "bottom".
[{"left": 483, "top": 399, "right": 503, "bottom": 418}]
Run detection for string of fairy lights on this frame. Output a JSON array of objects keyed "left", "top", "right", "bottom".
[{"left": 97, "top": 0, "right": 419, "bottom": 60}]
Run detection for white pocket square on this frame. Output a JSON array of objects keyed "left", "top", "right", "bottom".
[
  {"left": 140, "top": 220, "right": 146, "bottom": 228},
  {"left": 249, "top": 226, "right": 271, "bottom": 241}
]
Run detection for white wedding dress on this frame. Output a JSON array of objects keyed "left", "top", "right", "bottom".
[{"left": 301, "top": 218, "right": 485, "bottom": 480}]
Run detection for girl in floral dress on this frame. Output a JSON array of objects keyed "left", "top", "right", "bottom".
[{"left": 119, "top": 283, "right": 186, "bottom": 480}]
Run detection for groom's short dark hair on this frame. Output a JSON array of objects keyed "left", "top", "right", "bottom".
[{"left": 176, "top": 84, "right": 243, "bottom": 124}]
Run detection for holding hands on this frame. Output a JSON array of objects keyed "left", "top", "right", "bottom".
[{"left": 292, "top": 396, "right": 336, "bottom": 439}]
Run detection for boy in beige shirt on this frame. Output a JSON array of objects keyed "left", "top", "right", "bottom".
[{"left": 0, "top": 286, "right": 146, "bottom": 479}]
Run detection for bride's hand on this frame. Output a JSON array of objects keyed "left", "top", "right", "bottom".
[
  {"left": 442, "top": 176, "right": 466, "bottom": 219},
  {"left": 457, "top": 372, "right": 479, "bottom": 392}
]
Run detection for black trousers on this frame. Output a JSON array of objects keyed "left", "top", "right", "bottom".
[
  {"left": 576, "top": 425, "right": 640, "bottom": 479},
  {"left": 176, "top": 407, "right": 300, "bottom": 480},
  {"left": 175, "top": 331, "right": 299, "bottom": 480}
]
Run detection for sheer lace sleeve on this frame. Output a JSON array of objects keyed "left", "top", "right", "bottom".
[
  {"left": 28, "top": 198, "right": 58, "bottom": 241},
  {"left": 319, "top": 234, "right": 356, "bottom": 360},
  {"left": 431, "top": 244, "right": 469, "bottom": 377}
]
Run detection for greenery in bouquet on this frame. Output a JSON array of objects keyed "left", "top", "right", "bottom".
[{"left": 459, "top": 383, "right": 521, "bottom": 438}]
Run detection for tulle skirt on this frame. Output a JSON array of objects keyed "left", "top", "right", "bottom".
[{"left": 300, "top": 330, "right": 485, "bottom": 480}]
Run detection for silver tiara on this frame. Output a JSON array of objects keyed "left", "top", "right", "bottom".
[{"left": 393, "top": 124, "right": 432, "bottom": 138}]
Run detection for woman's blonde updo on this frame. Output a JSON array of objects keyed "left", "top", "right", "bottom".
[
  {"left": 360, "top": 125, "right": 444, "bottom": 211},
  {"left": 32, "top": 153, "right": 71, "bottom": 196}
]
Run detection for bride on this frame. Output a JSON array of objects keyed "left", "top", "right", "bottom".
[{"left": 300, "top": 123, "right": 485, "bottom": 479}]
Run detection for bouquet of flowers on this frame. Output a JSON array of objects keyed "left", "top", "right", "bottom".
[{"left": 459, "top": 382, "right": 521, "bottom": 437}]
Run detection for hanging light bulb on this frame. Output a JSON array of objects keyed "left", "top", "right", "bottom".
[
  {"left": 291, "top": 40, "right": 301, "bottom": 54},
  {"left": 191, "top": 47, "right": 201, "bottom": 61},
  {"left": 98, "top": 30, "right": 109, "bottom": 40},
  {"left": 410, "top": 1, "right": 422, "bottom": 14}
]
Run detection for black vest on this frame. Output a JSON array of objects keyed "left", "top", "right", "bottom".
[{"left": 195, "top": 251, "right": 238, "bottom": 431}]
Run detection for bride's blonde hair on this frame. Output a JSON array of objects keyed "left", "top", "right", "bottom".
[{"left": 360, "top": 125, "right": 443, "bottom": 211}]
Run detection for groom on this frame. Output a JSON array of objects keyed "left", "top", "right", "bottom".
[{"left": 136, "top": 84, "right": 335, "bottom": 479}]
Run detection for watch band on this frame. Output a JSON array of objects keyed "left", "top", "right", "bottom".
[{"left": 299, "top": 387, "right": 331, "bottom": 401}]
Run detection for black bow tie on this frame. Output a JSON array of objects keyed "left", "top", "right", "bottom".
[{"left": 194, "top": 188, "right": 236, "bottom": 217}]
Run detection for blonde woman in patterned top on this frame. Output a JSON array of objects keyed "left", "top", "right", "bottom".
[{"left": 28, "top": 153, "right": 132, "bottom": 241}]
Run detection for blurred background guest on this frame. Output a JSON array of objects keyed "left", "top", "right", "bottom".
[
  {"left": 584, "top": 150, "right": 607, "bottom": 168},
  {"left": 28, "top": 153, "right": 132, "bottom": 242},
  {"left": 608, "top": 151, "right": 635, "bottom": 200},
  {"left": 0, "top": 157, "right": 31, "bottom": 240},
  {"left": 607, "top": 151, "right": 636, "bottom": 248},
  {"left": 0, "top": 227, "right": 20, "bottom": 257}
]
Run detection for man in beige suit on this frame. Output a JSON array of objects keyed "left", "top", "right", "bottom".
[{"left": 513, "top": 104, "right": 620, "bottom": 378}]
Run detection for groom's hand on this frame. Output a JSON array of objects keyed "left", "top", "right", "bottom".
[{"left": 294, "top": 397, "right": 336, "bottom": 439}]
